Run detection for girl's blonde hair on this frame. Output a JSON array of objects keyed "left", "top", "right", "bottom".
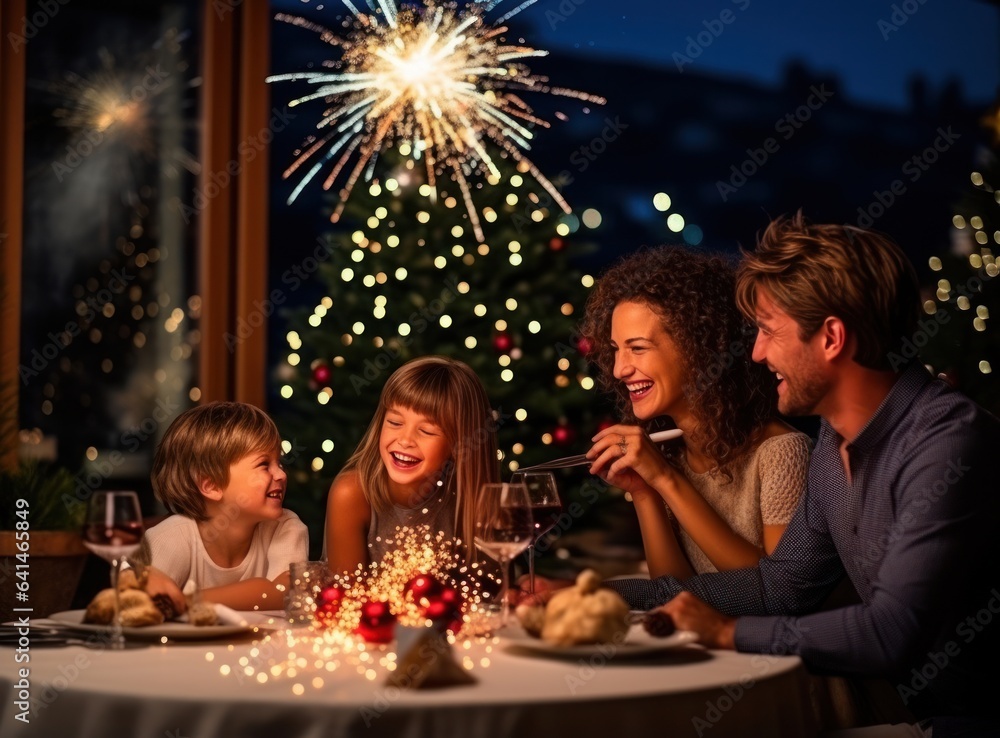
[
  {"left": 340, "top": 356, "right": 500, "bottom": 558},
  {"left": 151, "top": 402, "right": 282, "bottom": 521}
]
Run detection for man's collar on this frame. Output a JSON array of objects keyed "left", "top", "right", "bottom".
[{"left": 820, "top": 363, "right": 932, "bottom": 452}]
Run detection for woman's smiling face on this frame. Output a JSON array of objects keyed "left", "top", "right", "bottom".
[{"left": 610, "top": 301, "right": 690, "bottom": 422}]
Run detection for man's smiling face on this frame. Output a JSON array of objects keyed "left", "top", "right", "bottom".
[{"left": 751, "top": 288, "right": 830, "bottom": 417}]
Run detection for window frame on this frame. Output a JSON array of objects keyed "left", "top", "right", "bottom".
[{"left": 0, "top": 0, "right": 272, "bottom": 469}]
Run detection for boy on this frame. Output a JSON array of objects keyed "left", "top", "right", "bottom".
[{"left": 140, "top": 402, "right": 308, "bottom": 613}]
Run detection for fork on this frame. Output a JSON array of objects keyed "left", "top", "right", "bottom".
[
  {"left": 515, "top": 428, "right": 684, "bottom": 472},
  {"left": 0, "top": 624, "right": 110, "bottom": 649}
]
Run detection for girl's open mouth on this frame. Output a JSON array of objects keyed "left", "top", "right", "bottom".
[{"left": 390, "top": 451, "right": 421, "bottom": 469}]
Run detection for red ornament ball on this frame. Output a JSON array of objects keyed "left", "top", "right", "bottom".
[
  {"left": 423, "top": 585, "right": 465, "bottom": 634},
  {"left": 552, "top": 424, "right": 576, "bottom": 447},
  {"left": 355, "top": 599, "right": 396, "bottom": 644},
  {"left": 314, "top": 585, "right": 344, "bottom": 627},
  {"left": 549, "top": 236, "right": 565, "bottom": 252},
  {"left": 493, "top": 333, "right": 513, "bottom": 353},
  {"left": 312, "top": 364, "right": 332, "bottom": 385},
  {"left": 404, "top": 574, "right": 444, "bottom": 604},
  {"left": 576, "top": 337, "right": 594, "bottom": 355}
]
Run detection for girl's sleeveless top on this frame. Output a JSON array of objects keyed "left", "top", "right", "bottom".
[{"left": 366, "top": 486, "right": 457, "bottom": 565}]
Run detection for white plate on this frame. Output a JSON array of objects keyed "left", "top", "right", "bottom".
[
  {"left": 47, "top": 610, "right": 274, "bottom": 641},
  {"left": 501, "top": 623, "right": 699, "bottom": 658}
]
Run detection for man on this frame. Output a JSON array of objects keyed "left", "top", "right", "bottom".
[{"left": 600, "top": 214, "right": 998, "bottom": 734}]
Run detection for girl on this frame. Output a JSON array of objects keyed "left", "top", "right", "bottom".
[
  {"left": 582, "top": 246, "right": 810, "bottom": 579},
  {"left": 325, "top": 356, "right": 500, "bottom": 574}
]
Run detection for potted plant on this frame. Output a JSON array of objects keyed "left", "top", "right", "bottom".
[{"left": 0, "top": 448, "right": 88, "bottom": 620}]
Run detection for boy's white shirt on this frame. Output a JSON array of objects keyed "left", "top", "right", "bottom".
[{"left": 141, "top": 509, "right": 308, "bottom": 589}]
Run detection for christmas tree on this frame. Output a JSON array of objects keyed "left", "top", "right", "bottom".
[
  {"left": 267, "top": 0, "right": 616, "bottom": 552},
  {"left": 919, "top": 102, "right": 1000, "bottom": 413},
  {"left": 273, "top": 151, "right": 611, "bottom": 548}
]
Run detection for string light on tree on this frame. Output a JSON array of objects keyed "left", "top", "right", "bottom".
[{"left": 918, "top": 110, "right": 999, "bottom": 410}]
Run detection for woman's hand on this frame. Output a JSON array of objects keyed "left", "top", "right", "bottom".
[{"left": 587, "top": 424, "right": 678, "bottom": 497}]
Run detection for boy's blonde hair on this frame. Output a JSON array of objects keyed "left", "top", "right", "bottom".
[
  {"left": 340, "top": 356, "right": 500, "bottom": 557},
  {"left": 151, "top": 402, "right": 282, "bottom": 521}
]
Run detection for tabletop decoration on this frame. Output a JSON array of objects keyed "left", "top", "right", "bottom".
[
  {"left": 387, "top": 624, "right": 477, "bottom": 689},
  {"left": 309, "top": 526, "right": 497, "bottom": 642},
  {"left": 209, "top": 525, "right": 500, "bottom": 694}
]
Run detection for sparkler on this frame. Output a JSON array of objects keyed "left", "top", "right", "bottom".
[
  {"left": 47, "top": 31, "right": 200, "bottom": 192},
  {"left": 268, "top": 0, "right": 605, "bottom": 241},
  {"left": 209, "top": 526, "right": 500, "bottom": 690}
]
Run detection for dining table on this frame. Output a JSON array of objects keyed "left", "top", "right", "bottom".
[{"left": 0, "top": 610, "right": 816, "bottom": 738}]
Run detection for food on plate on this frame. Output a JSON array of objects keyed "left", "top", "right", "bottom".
[
  {"left": 83, "top": 567, "right": 217, "bottom": 627},
  {"left": 515, "top": 602, "right": 546, "bottom": 638},
  {"left": 186, "top": 601, "right": 218, "bottom": 626},
  {"left": 150, "top": 593, "right": 179, "bottom": 621},
  {"left": 516, "top": 569, "right": 630, "bottom": 647},
  {"left": 85, "top": 586, "right": 165, "bottom": 627},
  {"left": 180, "top": 579, "right": 219, "bottom": 626},
  {"left": 641, "top": 609, "right": 677, "bottom": 638}
]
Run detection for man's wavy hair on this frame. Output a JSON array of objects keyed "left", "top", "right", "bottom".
[
  {"left": 735, "top": 212, "right": 920, "bottom": 370},
  {"left": 581, "top": 246, "right": 776, "bottom": 479}
]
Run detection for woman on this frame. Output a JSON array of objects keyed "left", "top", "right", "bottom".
[{"left": 582, "top": 246, "right": 809, "bottom": 578}]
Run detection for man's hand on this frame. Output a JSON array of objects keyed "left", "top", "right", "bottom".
[
  {"left": 509, "top": 574, "right": 572, "bottom": 607},
  {"left": 661, "top": 591, "right": 736, "bottom": 649}
]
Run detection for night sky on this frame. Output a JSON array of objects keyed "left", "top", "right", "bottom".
[
  {"left": 528, "top": 0, "right": 999, "bottom": 109},
  {"left": 275, "top": 0, "right": 1000, "bottom": 109}
]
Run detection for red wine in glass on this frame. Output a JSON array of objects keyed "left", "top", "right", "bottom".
[
  {"left": 82, "top": 521, "right": 144, "bottom": 563},
  {"left": 474, "top": 483, "right": 533, "bottom": 626},
  {"left": 530, "top": 503, "right": 562, "bottom": 542},
  {"left": 81, "top": 490, "right": 144, "bottom": 650},
  {"left": 509, "top": 471, "right": 562, "bottom": 594}
]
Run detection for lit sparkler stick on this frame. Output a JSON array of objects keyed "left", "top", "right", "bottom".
[{"left": 268, "top": 0, "right": 605, "bottom": 241}]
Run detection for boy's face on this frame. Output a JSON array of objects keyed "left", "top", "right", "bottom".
[{"left": 219, "top": 446, "right": 287, "bottom": 522}]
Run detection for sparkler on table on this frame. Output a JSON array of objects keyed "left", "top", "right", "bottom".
[
  {"left": 268, "top": 0, "right": 605, "bottom": 241},
  {"left": 210, "top": 526, "right": 500, "bottom": 691}
]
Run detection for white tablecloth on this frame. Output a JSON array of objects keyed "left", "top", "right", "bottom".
[{"left": 1, "top": 625, "right": 815, "bottom": 738}]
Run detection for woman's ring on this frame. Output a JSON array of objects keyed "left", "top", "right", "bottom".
[{"left": 618, "top": 435, "right": 628, "bottom": 456}]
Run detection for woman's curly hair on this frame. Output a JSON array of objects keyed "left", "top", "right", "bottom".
[{"left": 581, "top": 246, "right": 777, "bottom": 480}]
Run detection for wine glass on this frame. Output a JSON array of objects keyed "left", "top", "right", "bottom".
[
  {"left": 82, "top": 491, "right": 144, "bottom": 649},
  {"left": 509, "top": 471, "right": 562, "bottom": 595},
  {"left": 473, "top": 483, "right": 533, "bottom": 626}
]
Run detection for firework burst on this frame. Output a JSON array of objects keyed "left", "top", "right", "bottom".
[
  {"left": 45, "top": 29, "right": 201, "bottom": 197},
  {"left": 268, "top": 0, "right": 605, "bottom": 240}
]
